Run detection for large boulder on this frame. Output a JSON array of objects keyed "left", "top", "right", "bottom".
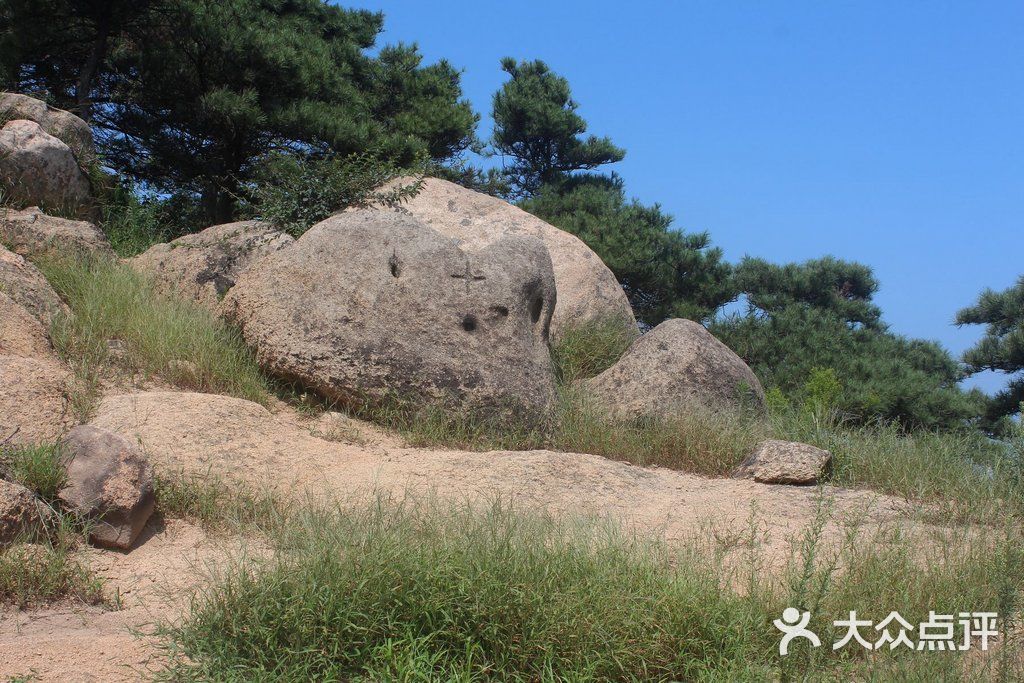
[
  {"left": 583, "top": 318, "right": 765, "bottom": 419},
  {"left": 0, "top": 93, "right": 94, "bottom": 164},
  {"left": 0, "top": 480, "right": 49, "bottom": 545},
  {"left": 131, "top": 220, "right": 293, "bottom": 311},
  {"left": 0, "top": 243, "right": 68, "bottom": 324},
  {"left": 58, "top": 425, "right": 155, "bottom": 549},
  {"left": 0, "top": 206, "right": 112, "bottom": 259},
  {"left": 734, "top": 440, "right": 832, "bottom": 486},
  {"left": 0, "top": 119, "right": 92, "bottom": 217},
  {"left": 374, "top": 178, "right": 635, "bottom": 338},
  {"left": 224, "top": 210, "right": 558, "bottom": 419}
]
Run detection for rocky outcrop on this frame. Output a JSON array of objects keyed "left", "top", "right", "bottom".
[
  {"left": 0, "top": 243, "right": 68, "bottom": 324},
  {"left": 0, "top": 120, "right": 92, "bottom": 217},
  {"left": 734, "top": 440, "right": 832, "bottom": 486},
  {"left": 0, "top": 293, "right": 75, "bottom": 447},
  {"left": 224, "top": 210, "right": 558, "bottom": 419},
  {"left": 58, "top": 425, "right": 155, "bottom": 549},
  {"left": 0, "top": 479, "right": 49, "bottom": 544},
  {"left": 0, "top": 292, "right": 51, "bottom": 358},
  {"left": 0, "top": 206, "right": 113, "bottom": 259},
  {"left": 131, "top": 220, "right": 293, "bottom": 311},
  {"left": 0, "top": 93, "right": 95, "bottom": 165},
  {"left": 373, "top": 178, "right": 635, "bottom": 339},
  {"left": 583, "top": 318, "right": 765, "bottom": 419}
]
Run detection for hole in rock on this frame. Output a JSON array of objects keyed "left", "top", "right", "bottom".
[
  {"left": 388, "top": 254, "right": 402, "bottom": 278},
  {"left": 462, "top": 315, "right": 478, "bottom": 332},
  {"left": 529, "top": 296, "right": 544, "bottom": 323}
]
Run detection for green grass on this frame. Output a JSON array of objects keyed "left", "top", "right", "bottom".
[
  {"left": 0, "top": 442, "right": 105, "bottom": 608},
  {"left": 771, "top": 408, "right": 1024, "bottom": 519},
  {"left": 154, "top": 472, "right": 286, "bottom": 534},
  {"left": 550, "top": 315, "right": 639, "bottom": 384},
  {"left": 155, "top": 495, "right": 1023, "bottom": 681},
  {"left": 0, "top": 442, "right": 69, "bottom": 501},
  {"left": 37, "top": 256, "right": 271, "bottom": 420}
]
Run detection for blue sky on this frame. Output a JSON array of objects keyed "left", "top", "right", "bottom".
[{"left": 344, "top": 1, "right": 1023, "bottom": 393}]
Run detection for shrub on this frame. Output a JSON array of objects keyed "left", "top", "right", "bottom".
[{"left": 249, "top": 151, "right": 426, "bottom": 237}]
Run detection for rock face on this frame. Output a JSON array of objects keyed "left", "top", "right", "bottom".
[
  {"left": 583, "top": 318, "right": 765, "bottom": 419},
  {"left": 0, "top": 119, "right": 92, "bottom": 217},
  {"left": 58, "top": 425, "right": 155, "bottom": 549},
  {"left": 0, "top": 206, "right": 113, "bottom": 259},
  {"left": 0, "top": 243, "right": 68, "bottom": 324},
  {"left": 131, "top": 220, "right": 293, "bottom": 311},
  {"left": 374, "top": 178, "right": 635, "bottom": 338},
  {"left": 224, "top": 210, "right": 558, "bottom": 418},
  {"left": 0, "top": 291, "right": 51, "bottom": 358},
  {"left": 0, "top": 479, "right": 48, "bottom": 544},
  {"left": 0, "top": 292, "right": 75, "bottom": 446},
  {"left": 0, "top": 93, "right": 95, "bottom": 164},
  {"left": 734, "top": 440, "right": 832, "bottom": 486}
]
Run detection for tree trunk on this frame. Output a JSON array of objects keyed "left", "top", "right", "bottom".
[
  {"left": 201, "top": 186, "right": 236, "bottom": 226},
  {"left": 76, "top": 19, "right": 112, "bottom": 122}
]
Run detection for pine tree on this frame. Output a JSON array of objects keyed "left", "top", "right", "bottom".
[
  {"left": 522, "top": 174, "right": 734, "bottom": 324},
  {"left": 712, "top": 257, "right": 982, "bottom": 429},
  {"left": 957, "top": 276, "right": 1024, "bottom": 426},
  {"left": 491, "top": 58, "right": 624, "bottom": 198}
]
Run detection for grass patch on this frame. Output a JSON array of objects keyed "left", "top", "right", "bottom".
[
  {"left": 0, "top": 442, "right": 105, "bottom": 608},
  {"left": 156, "top": 496, "right": 1023, "bottom": 681},
  {"left": 772, "top": 409, "right": 1024, "bottom": 517},
  {"left": 37, "top": 256, "right": 270, "bottom": 420},
  {"left": 0, "top": 442, "right": 68, "bottom": 501},
  {"left": 154, "top": 472, "right": 286, "bottom": 534},
  {"left": 550, "top": 315, "right": 638, "bottom": 384}
]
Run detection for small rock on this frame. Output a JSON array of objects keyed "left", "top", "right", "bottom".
[
  {"left": 733, "top": 440, "right": 832, "bottom": 486},
  {"left": 59, "top": 425, "right": 155, "bottom": 549}
]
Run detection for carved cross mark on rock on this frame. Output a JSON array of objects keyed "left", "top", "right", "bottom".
[{"left": 451, "top": 258, "right": 486, "bottom": 291}]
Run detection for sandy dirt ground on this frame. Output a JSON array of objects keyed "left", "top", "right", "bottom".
[{"left": 0, "top": 390, "right": 927, "bottom": 681}]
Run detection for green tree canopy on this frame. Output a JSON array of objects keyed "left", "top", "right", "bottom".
[
  {"left": 733, "top": 256, "right": 882, "bottom": 328},
  {"left": 957, "top": 276, "right": 1024, "bottom": 425},
  {"left": 4, "top": 0, "right": 478, "bottom": 224},
  {"left": 522, "top": 174, "right": 734, "bottom": 324},
  {"left": 713, "top": 257, "right": 982, "bottom": 429},
  {"left": 491, "top": 58, "right": 624, "bottom": 198},
  {"left": 0, "top": 0, "right": 161, "bottom": 119}
]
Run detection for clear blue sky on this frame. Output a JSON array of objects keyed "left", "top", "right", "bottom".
[{"left": 344, "top": 1, "right": 1023, "bottom": 394}]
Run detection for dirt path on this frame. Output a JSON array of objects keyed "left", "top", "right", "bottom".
[{"left": 0, "top": 390, "right": 924, "bottom": 681}]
